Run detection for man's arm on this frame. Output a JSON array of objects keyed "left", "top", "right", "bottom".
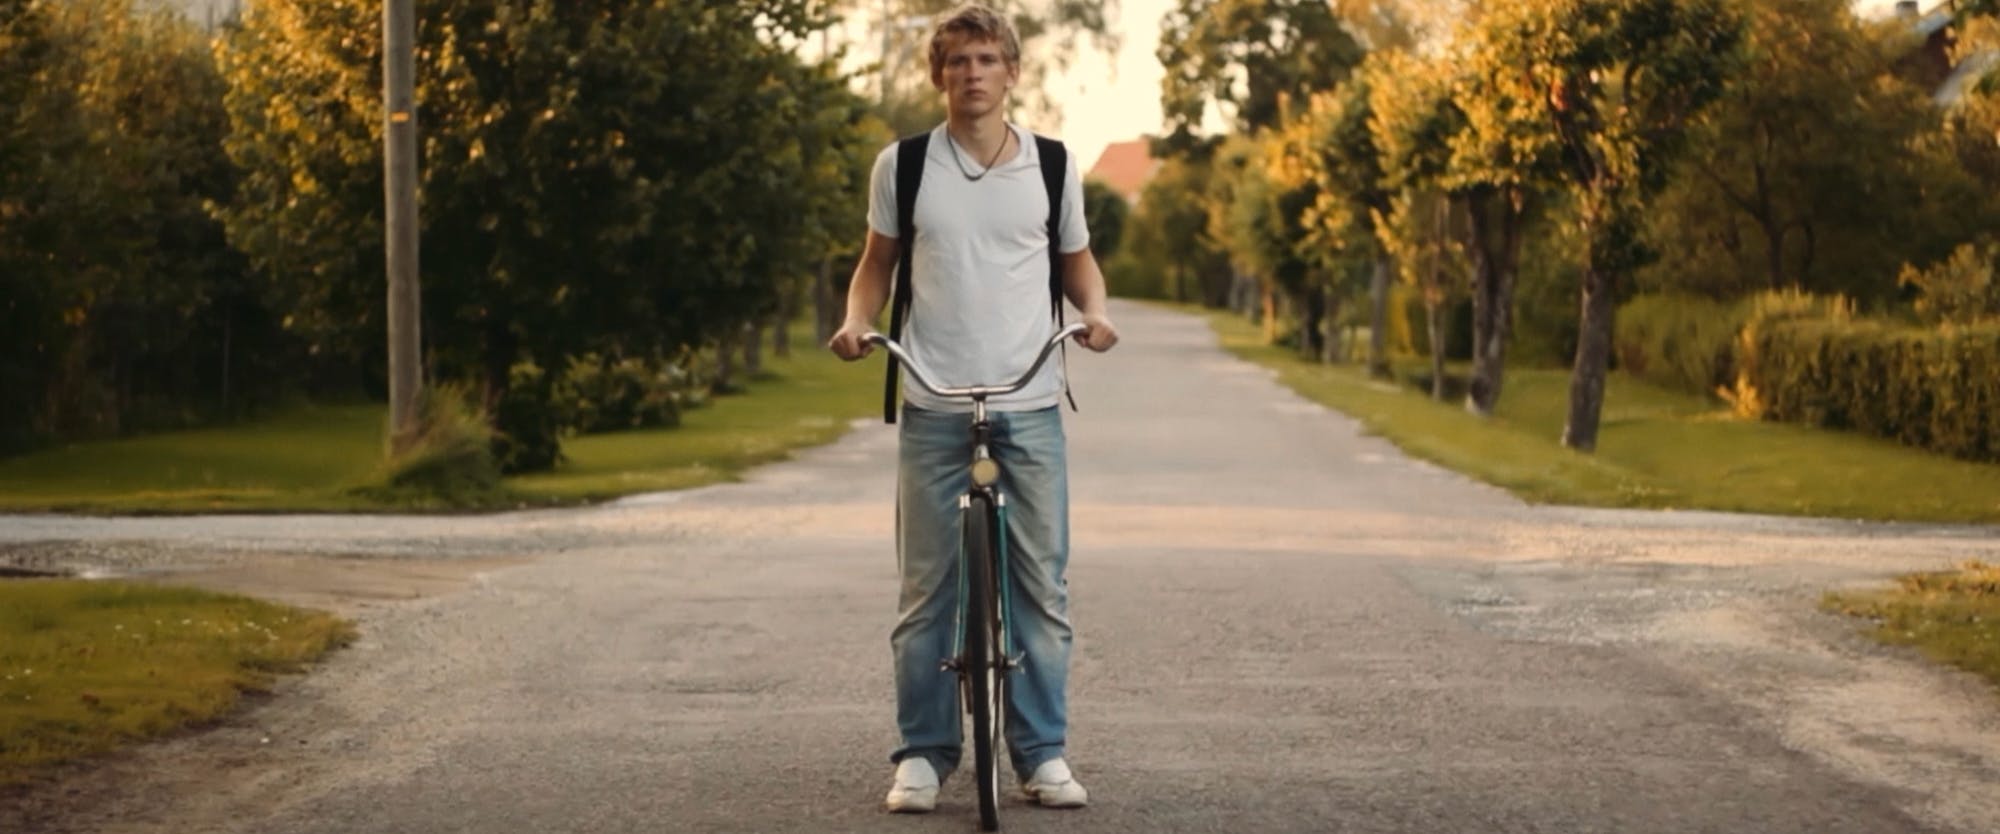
[
  {"left": 1061, "top": 248, "right": 1119, "bottom": 352},
  {"left": 827, "top": 230, "right": 899, "bottom": 360}
]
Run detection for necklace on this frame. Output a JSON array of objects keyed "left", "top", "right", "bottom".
[{"left": 944, "top": 127, "right": 1009, "bottom": 181}]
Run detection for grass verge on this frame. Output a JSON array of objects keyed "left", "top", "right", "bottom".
[
  {"left": 0, "top": 326, "right": 883, "bottom": 514},
  {"left": 0, "top": 580, "right": 353, "bottom": 787},
  {"left": 1196, "top": 305, "right": 2000, "bottom": 524},
  {"left": 1823, "top": 563, "right": 2000, "bottom": 693},
  {"left": 507, "top": 344, "right": 879, "bottom": 502}
]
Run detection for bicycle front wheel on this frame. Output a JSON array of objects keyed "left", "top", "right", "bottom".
[{"left": 963, "top": 497, "right": 1004, "bottom": 831}]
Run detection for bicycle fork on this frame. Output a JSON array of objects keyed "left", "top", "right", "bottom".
[{"left": 945, "top": 492, "right": 1020, "bottom": 676}]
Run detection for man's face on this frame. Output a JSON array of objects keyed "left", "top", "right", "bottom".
[{"left": 933, "top": 34, "right": 1017, "bottom": 118}]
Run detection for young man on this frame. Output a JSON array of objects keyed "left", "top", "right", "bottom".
[{"left": 825, "top": 2, "right": 1119, "bottom": 815}]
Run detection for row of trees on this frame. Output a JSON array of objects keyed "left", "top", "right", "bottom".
[
  {"left": 1114, "top": 0, "right": 2000, "bottom": 452},
  {"left": 4, "top": 0, "right": 884, "bottom": 460},
  {"left": 1, "top": 0, "right": 1124, "bottom": 469},
  {"left": 2, "top": 0, "right": 246, "bottom": 452},
  {"left": 217, "top": 0, "right": 890, "bottom": 469}
]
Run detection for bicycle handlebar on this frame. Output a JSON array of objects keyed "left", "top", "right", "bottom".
[{"left": 864, "top": 323, "right": 1087, "bottom": 400}]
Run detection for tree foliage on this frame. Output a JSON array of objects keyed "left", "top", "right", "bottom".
[
  {"left": 1158, "top": 0, "right": 1365, "bottom": 140},
  {"left": 1123, "top": 156, "right": 1229, "bottom": 305},
  {"left": 1081, "top": 179, "right": 1127, "bottom": 259},
  {"left": 1639, "top": 0, "right": 1952, "bottom": 302},
  {"left": 1, "top": 0, "right": 248, "bottom": 450},
  {"left": 217, "top": 0, "right": 872, "bottom": 470}
]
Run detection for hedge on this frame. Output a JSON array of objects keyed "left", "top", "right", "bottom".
[
  {"left": 1745, "top": 320, "right": 2000, "bottom": 463},
  {"left": 1616, "top": 291, "right": 1996, "bottom": 463},
  {"left": 1616, "top": 291, "right": 1852, "bottom": 401},
  {"left": 1614, "top": 294, "right": 1746, "bottom": 397}
]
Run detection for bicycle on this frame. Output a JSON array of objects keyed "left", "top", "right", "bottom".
[{"left": 864, "top": 322, "right": 1085, "bottom": 832}]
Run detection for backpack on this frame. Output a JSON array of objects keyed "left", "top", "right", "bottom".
[{"left": 882, "top": 130, "right": 1074, "bottom": 424}]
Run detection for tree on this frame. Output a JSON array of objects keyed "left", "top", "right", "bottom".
[
  {"left": 1082, "top": 179, "right": 1128, "bottom": 260},
  {"left": 1931, "top": 10, "right": 2000, "bottom": 243},
  {"left": 219, "top": 0, "right": 870, "bottom": 470},
  {"left": 1126, "top": 156, "right": 1229, "bottom": 305},
  {"left": 1384, "top": 189, "right": 1470, "bottom": 399},
  {"left": 1640, "top": 0, "right": 1944, "bottom": 302},
  {"left": 1, "top": 0, "right": 247, "bottom": 448},
  {"left": 0, "top": 0, "right": 79, "bottom": 449},
  {"left": 1371, "top": 46, "right": 1543, "bottom": 416},
  {"left": 1287, "top": 64, "right": 1394, "bottom": 374},
  {"left": 1157, "top": 0, "right": 1366, "bottom": 139},
  {"left": 1212, "top": 131, "right": 1330, "bottom": 357},
  {"left": 1460, "top": 0, "right": 1744, "bottom": 452}
]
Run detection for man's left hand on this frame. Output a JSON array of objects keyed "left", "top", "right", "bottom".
[{"left": 1074, "top": 313, "right": 1119, "bottom": 352}]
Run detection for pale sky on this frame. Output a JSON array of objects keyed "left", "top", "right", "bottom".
[{"left": 1042, "top": 0, "right": 1177, "bottom": 172}]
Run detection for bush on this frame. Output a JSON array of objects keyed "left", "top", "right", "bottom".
[
  {"left": 1615, "top": 294, "right": 1746, "bottom": 398},
  {"left": 1900, "top": 240, "right": 2000, "bottom": 326},
  {"left": 490, "top": 361, "right": 566, "bottom": 474},
  {"left": 1720, "top": 290, "right": 1855, "bottom": 417},
  {"left": 358, "top": 383, "right": 501, "bottom": 502},
  {"left": 1745, "top": 319, "right": 2000, "bottom": 462},
  {"left": 1104, "top": 251, "right": 1167, "bottom": 300},
  {"left": 558, "top": 353, "right": 687, "bottom": 434}
]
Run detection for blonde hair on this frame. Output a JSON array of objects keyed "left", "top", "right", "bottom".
[{"left": 927, "top": 4, "right": 1021, "bottom": 84}]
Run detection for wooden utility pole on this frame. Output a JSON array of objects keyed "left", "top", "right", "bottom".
[{"left": 384, "top": 0, "right": 422, "bottom": 452}]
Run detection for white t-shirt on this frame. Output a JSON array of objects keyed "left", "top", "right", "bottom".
[{"left": 867, "top": 123, "right": 1090, "bottom": 413}]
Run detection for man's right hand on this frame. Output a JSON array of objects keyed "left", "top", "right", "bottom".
[{"left": 827, "top": 320, "right": 875, "bottom": 361}]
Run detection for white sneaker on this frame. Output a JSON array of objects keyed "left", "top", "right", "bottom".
[
  {"left": 1021, "top": 758, "right": 1088, "bottom": 808},
  {"left": 885, "top": 757, "right": 939, "bottom": 813}
]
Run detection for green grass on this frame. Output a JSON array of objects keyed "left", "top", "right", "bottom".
[
  {"left": 0, "top": 326, "right": 883, "bottom": 514},
  {"left": 1824, "top": 563, "right": 2000, "bottom": 693},
  {"left": 0, "top": 406, "right": 389, "bottom": 513},
  {"left": 1198, "top": 306, "right": 2000, "bottom": 524},
  {"left": 0, "top": 580, "right": 353, "bottom": 787},
  {"left": 508, "top": 346, "right": 880, "bottom": 501}
]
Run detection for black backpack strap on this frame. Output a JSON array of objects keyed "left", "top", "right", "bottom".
[
  {"left": 1034, "top": 134, "right": 1079, "bottom": 413},
  {"left": 884, "top": 133, "right": 929, "bottom": 424}
]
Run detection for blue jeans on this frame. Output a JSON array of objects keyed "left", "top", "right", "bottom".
[{"left": 892, "top": 404, "right": 1072, "bottom": 781}]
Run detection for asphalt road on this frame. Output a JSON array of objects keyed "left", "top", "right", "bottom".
[{"left": 4, "top": 299, "right": 1999, "bottom": 834}]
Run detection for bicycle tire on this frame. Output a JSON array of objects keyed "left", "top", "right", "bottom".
[{"left": 963, "top": 497, "right": 1004, "bottom": 831}]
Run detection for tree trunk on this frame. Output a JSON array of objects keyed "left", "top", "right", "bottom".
[
  {"left": 1465, "top": 188, "right": 1522, "bottom": 417},
  {"left": 1425, "top": 294, "right": 1446, "bottom": 400},
  {"left": 1760, "top": 214, "right": 1786, "bottom": 291},
  {"left": 1322, "top": 294, "right": 1343, "bottom": 364},
  {"left": 713, "top": 339, "right": 735, "bottom": 393},
  {"left": 481, "top": 322, "right": 512, "bottom": 415},
  {"left": 815, "top": 258, "right": 839, "bottom": 343},
  {"left": 1367, "top": 254, "right": 1392, "bottom": 379},
  {"left": 773, "top": 279, "right": 794, "bottom": 359},
  {"left": 1213, "top": 265, "right": 1240, "bottom": 310},
  {"left": 1562, "top": 263, "right": 1616, "bottom": 453},
  {"left": 220, "top": 313, "right": 233, "bottom": 416},
  {"left": 1230, "top": 269, "right": 1256, "bottom": 316},
  {"left": 1261, "top": 283, "right": 1278, "bottom": 345},
  {"left": 742, "top": 322, "right": 764, "bottom": 376},
  {"left": 1300, "top": 284, "right": 1326, "bottom": 360}
]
